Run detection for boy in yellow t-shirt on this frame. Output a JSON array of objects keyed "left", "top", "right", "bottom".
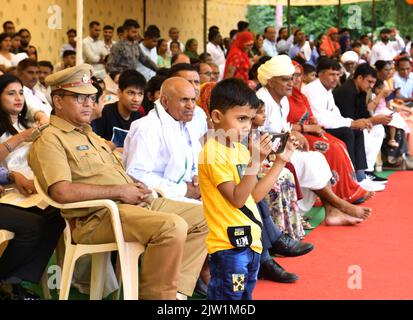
[{"left": 199, "top": 78, "right": 294, "bottom": 300}]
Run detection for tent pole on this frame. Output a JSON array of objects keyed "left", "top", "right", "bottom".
[
  {"left": 337, "top": 0, "right": 342, "bottom": 28},
  {"left": 372, "top": 0, "right": 376, "bottom": 36},
  {"left": 143, "top": 0, "right": 147, "bottom": 30},
  {"left": 204, "top": 0, "right": 207, "bottom": 53},
  {"left": 76, "top": 0, "right": 83, "bottom": 66}
]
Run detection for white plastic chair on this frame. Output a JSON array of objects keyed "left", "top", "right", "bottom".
[
  {"left": 0, "top": 229, "right": 51, "bottom": 299},
  {"left": 34, "top": 178, "right": 145, "bottom": 300}
]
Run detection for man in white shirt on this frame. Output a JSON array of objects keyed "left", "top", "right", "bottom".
[
  {"left": 83, "top": 21, "right": 108, "bottom": 79},
  {"left": 303, "top": 58, "right": 385, "bottom": 191},
  {"left": 370, "top": 28, "right": 405, "bottom": 65},
  {"left": 103, "top": 25, "right": 116, "bottom": 52},
  {"left": 35, "top": 60, "right": 53, "bottom": 105},
  {"left": 17, "top": 59, "right": 52, "bottom": 125},
  {"left": 257, "top": 55, "right": 371, "bottom": 225},
  {"left": 60, "top": 29, "right": 76, "bottom": 58},
  {"left": 206, "top": 30, "right": 225, "bottom": 79},
  {"left": 393, "top": 57, "right": 413, "bottom": 102},
  {"left": 137, "top": 26, "right": 160, "bottom": 81},
  {"left": 276, "top": 27, "right": 294, "bottom": 55},
  {"left": 123, "top": 77, "right": 205, "bottom": 203},
  {"left": 262, "top": 26, "right": 278, "bottom": 57},
  {"left": 167, "top": 27, "right": 185, "bottom": 56}
]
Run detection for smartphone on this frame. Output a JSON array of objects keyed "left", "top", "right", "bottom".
[
  {"left": 262, "top": 131, "right": 290, "bottom": 154},
  {"left": 385, "top": 88, "right": 400, "bottom": 102}
]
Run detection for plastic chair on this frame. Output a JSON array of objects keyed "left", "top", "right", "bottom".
[
  {"left": 34, "top": 178, "right": 145, "bottom": 300},
  {"left": 0, "top": 229, "right": 51, "bottom": 299}
]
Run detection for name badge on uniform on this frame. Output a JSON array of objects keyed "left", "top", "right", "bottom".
[{"left": 76, "top": 145, "right": 89, "bottom": 151}]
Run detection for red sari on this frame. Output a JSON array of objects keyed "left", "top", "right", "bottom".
[
  {"left": 287, "top": 62, "right": 367, "bottom": 203},
  {"left": 224, "top": 31, "right": 253, "bottom": 82}
]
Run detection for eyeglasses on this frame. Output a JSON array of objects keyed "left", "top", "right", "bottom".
[{"left": 59, "top": 93, "right": 97, "bottom": 104}]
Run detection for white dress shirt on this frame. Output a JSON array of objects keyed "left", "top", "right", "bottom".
[
  {"left": 137, "top": 42, "right": 157, "bottom": 81},
  {"left": 393, "top": 72, "right": 413, "bottom": 99},
  {"left": 302, "top": 79, "right": 353, "bottom": 129},
  {"left": 256, "top": 87, "right": 290, "bottom": 132},
  {"left": 82, "top": 36, "right": 108, "bottom": 79},
  {"left": 23, "top": 86, "right": 52, "bottom": 122},
  {"left": 123, "top": 103, "right": 207, "bottom": 202},
  {"left": 206, "top": 42, "right": 226, "bottom": 67},
  {"left": 263, "top": 39, "right": 278, "bottom": 57},
  {"left": 370, "top": 36, "right": 405, "bottom": 65}
]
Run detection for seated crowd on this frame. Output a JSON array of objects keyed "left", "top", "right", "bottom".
[{"left": 0, "top": 17, "right": 412, "bottom": 300}]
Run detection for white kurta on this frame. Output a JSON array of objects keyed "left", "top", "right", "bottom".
[
  {"left": 123, "top": 102, "right": 207, "bottom": 203},
  {"left": 256, "top": 87, "right": 333, "bottom": 213}
]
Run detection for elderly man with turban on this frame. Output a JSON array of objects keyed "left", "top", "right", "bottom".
[{"left": 256, "top": 55, "right": 372, "bottom": 226}]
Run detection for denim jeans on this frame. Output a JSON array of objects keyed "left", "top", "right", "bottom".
[{"left": 207, "top": 247, "right": 260, "bottom": 300}]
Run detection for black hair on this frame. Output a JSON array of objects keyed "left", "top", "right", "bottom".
[
  {"left": 67, "top": 28, "right": 76, "bottom": 35},
  {"left": 109, "top": 71, "right": 120, "bottom": 81},
  {"left": 380, "top": 28, "right": 392, "bottom": 35},
  {"left": 208, "top": 30, "right": 220, "bottom": 42},
  {"left": 209, "top": 78, "right": 260, "bottom": 113},
  {"left": 353, "top": 63, "right": 377, "bottom": 79},
  {"left": 142, "top": 75, "right": 166, "bottom": 113},
  {"left": 144, "top": 25, "right": 161, "bottom": 39},
  {"left": 157, "top": 38, "right": 166, "bottom": 50},
  {"left": 17, "top": 58, "right": 38, "bottom": 72},
  {"left": 168, "top": 63, "right": 196, "bottom": 78},
  {"left": 89, "top": 21, "right": 100, "bottom": 29},
  {"left": 38, "top": 60, "right": 54, "bottom": 72},
  {"left": 316, "top": 57, "right": 341, "bottom": 74},
  {"left": 264, "top": 26, "right": 275, "bottom": 34},
  {"left": 0, "top": 74, "right": 29, "bottom": 136},
  {"left": 229, "top": 29, "right": 238, "bottom": 39},
  {"left": 91, "top": 78, "right": 104, "bottom": 102},
  {"left": 373, "top": 79, "right": 384, "bottom": 91},
  {"left": 209, "top": 25, "right": 219, "bottom": 33},
  {"left": 396, "top": 57, "right": 412, "bottom": 67},
  {"left": 199, "top": 52, "right": 211, "bottom": 63},
  {"left": 237, "top": 21, "right": 249, "bottom": 32},
  {"left": 169, "top": 40, "right": 180, "bottom": 49},
  {"left": 156, "top": 68, "right": 170, "bottom": 77},
  {"left": 360, "top": 34, "right": 369, "bottom": 40},
  {"left": 352, "top": 40, "right": 362, "bottom": 48},
  {"left": 374, "top": 60, "right": 392, "bottom": 71},
  {"left": 17, "top": 28, "right": 30, "bottom": 36},
  {"left": 2, "top": 21, "right": 13, "bottom": 30},
  {"left": 249, "top": 56, "right": 271, "bottom": 82},
  {"left": 118, "top": 69, "right": 147, "bottom": 91},
  {"left": 303, "top": 63, "right": 316, "bottom": 75},
  {"left": 123, "top": 19, "right": 140, "bottom": 30},
  {"left": 276, "top": 27, "right": 287, "bottom": 42},
  {"left": 62, "top": 50, "right": 76, "bottom": 58},
  {"left": 103, "top": 25, "right": 114, "bottom": 31},
  {"left": 117, "top": 26, "right": 124, "bottom": 34},
  {"left": 0, "top": 32, "right": 11, "bottom": 44}
]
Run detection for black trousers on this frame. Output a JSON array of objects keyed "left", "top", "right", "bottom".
[
  {"left": 325, "top": 127, "right": 367, "bottom": 171},
  {"left": 0, "top": 204, "right": 65, "bottom": 284}
]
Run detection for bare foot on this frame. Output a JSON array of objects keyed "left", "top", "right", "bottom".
[
  {"left": 364, "top": 191, "right": 375, "bottom": 201},
  {"left": 340, "top": 202, "right": 372, "bottom": 220},
  {"left": 324, "top": 205, "right": 364, "bottom": 226}
]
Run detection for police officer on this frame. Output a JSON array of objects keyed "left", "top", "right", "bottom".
[{"left": 28, "top": 64, "right": 208, "bottom": 300}]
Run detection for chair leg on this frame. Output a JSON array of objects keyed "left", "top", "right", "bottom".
[
  {"left": 112, "top": 253, "right": 122, "bottom": 300},
  {"left": 59, "top": 245, "right": 77, "bottom": 300},
  {"left": 120, "top": 243, "right": 144, "bottom": 300},
  {"left": 90, "top": 253, "right": 109, "bottom": 300},
  {"left": 41, "top": 270, "right": 52, "bottom": 300}
]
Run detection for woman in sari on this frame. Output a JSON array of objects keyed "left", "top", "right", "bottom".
[
  {"left": 287, "top": 61, "right": 372, "bottom": 204},
  {"left": 223, "top": 31, "right": 254, "bottom": 81}
]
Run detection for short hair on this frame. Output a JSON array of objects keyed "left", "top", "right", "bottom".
[
  {"left": 123, "top": 19, "right": 140, "bottom": 30},
  {"left": 264, "top": 26, "right": 275, "bottom": 34},
  {"left": 62, "top": 50, "right": 76, "bottom": 58},
  {"left": 303, "top": 63, "right": 316, "bottom": 75},
  {"left": 396, "top": 57, "right": 412, "bottom": 67},
  {"left": 374, "top": 60, "right": 392, "bottom": 71},
  {"left": 18, "top": 28, "right": 30, "bottom": 36},
  {"left": 146, "top": 75, "right": 166, "bottom": 95},
  {"left": 67, "top": 28, "right": 76, "bottom": 35},
  {"left": 380, "top": 28, "right": 392, "bottom": 35},
  {"left": 210, "top": 78, "right": 260, "bottom": 113},
  {"left": 229, "top": 29, "right": 238, "bottom": 39},
  {"left": 237, "top": 21, "right": 249, "bottom": 32},
  {"left": 117, "top": 26, "right": 124, "bottom": 34},
  {"left": 103, "top": 25, "right": 114, "bottom": 31},
  {"left": 17, "top": 58, "right": 38, "bottom": 71},
  {"left": 199, "top": 52, "right": 211, "bottom": 63},
  {"left": 156, "top": 68, "right": 170, "bottom": 77},
  {"left": 316, "top": 57, "right": 341, "bottom": 74},
  {"left": 168, "top": 63, "right": 197, "bottom": 78},
  {"left": 109, "top": 71, "right": 120, "bottom": 81},
  {"left": 352, "top": 40, "right": 362, "bottom": 48},
  {"left": 3, "top": 21, "right": 14, "bottom": 29},
  {"left": 360, "top": 34, "right": 369, "bottom": 40},
  {"left": 353, "top": 63, "right": 377, "bottom": 79},
  {"left": 118, "top": 69, "right": 147, "bottom": 91},
  {"left": 208, "top": 29, "right": 220, "bottom": 42},
  {"left": 89, "top": 21, "right": 100, "bottom": 29},
  {"left": 38, "top": 60, "right": 54, "bottom": 71},
  {"left": 144, "top": 25, "right": 160, "bottom": 39},
  {"left": 91, "top": 78, "right": 104, "bottom": 101}
]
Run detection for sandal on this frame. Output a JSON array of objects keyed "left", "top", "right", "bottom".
[{"left": 388, "top": 139, "right": 399, "bottom": 148}]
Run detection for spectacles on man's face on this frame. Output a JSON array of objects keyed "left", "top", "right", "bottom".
[{"left": 59, "top": 93, "right": 97, "bottom": 104}]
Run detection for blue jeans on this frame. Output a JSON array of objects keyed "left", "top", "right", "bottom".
[{"left": 207, "top": 247, "right": 260, "bottom": 300}]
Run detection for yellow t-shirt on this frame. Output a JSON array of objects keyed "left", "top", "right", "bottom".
[{"left": 199, "top": 138, "right": 262, "bottom": 255}]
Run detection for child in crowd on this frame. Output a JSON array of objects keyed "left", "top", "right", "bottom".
[
  {"left": 371, "top": 80, "right": 411, "bottom": 148},
  {"left": 198, "top": 78, "right": 296, "bottom": 300},
  {"left": 301, "top": 64, "right": 317, "bottom": 90}
]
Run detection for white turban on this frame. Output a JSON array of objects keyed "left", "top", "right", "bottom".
[
  {"left": 341, "top": 51, "right": 359, "bottom": 63},
  {"left": 257, "top": 55, "right": 296, "bottom": 86}
]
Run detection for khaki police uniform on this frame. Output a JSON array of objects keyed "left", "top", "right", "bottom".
[{"left": 28, "top": 64, "right": 208, "bottom": 300}]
